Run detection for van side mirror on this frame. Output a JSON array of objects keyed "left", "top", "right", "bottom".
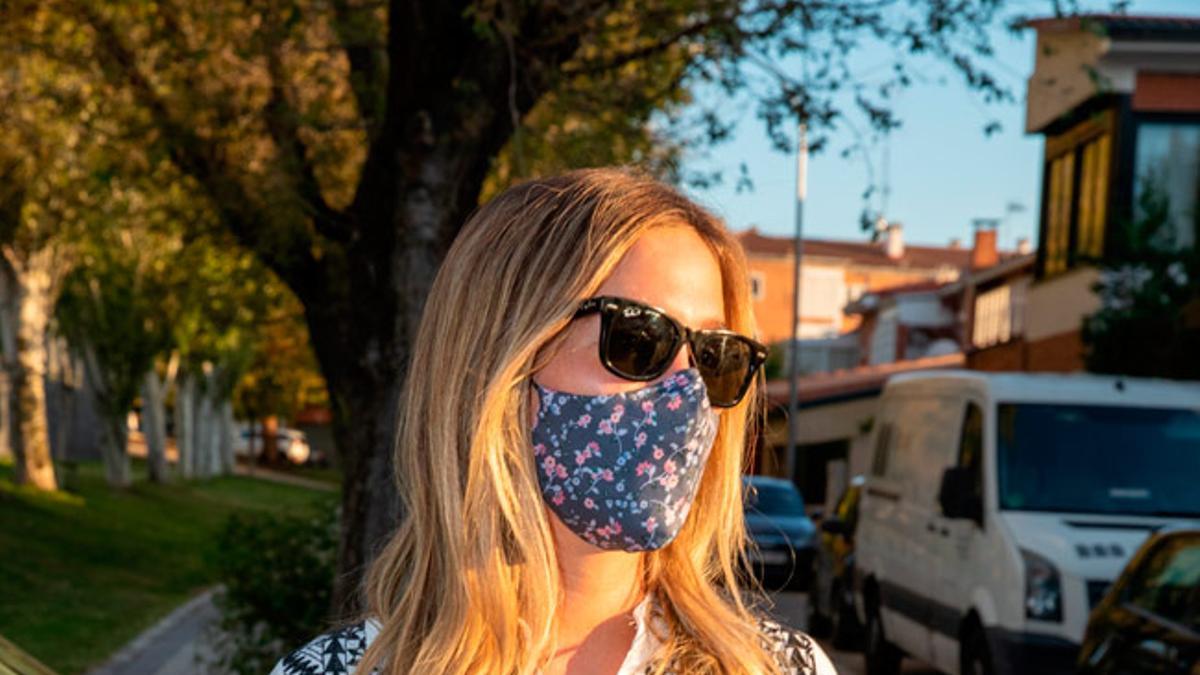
[{"left": 938, "top": 467, "right": 983, "bottom": 526}]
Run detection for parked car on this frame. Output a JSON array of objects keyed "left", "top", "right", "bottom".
[
  {"left": 743, "top": 475, "right": 818, "bottom": 591},
  {"left": 852, "top": 371, "right": 1200, "bottom": 675},
  {"left": 809, "top": 474, "right": 866, "bottom": 649},
  {"left": 1079, "top": 526, "right": 1200, "bottom": 674},
  {"left": 234, "top": 424, "right": 316, "bottom": 465}
]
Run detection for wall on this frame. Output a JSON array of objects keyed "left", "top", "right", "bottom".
[
  {"left": 1026, "top": 28, "right": 1108, "bottom": 133},
  {"left": 967, "top": 340, "right": 1026, "bottom": 372},
  {"left": 1025, "top": 330, "right": 1088, "bottom": 372},
  {"left": 1025, "top": 266, "right": 1100, "bottom": 342}
]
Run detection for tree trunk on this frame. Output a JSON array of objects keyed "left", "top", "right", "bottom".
[
  {"left": 0, "top": 252, "right": 59, "bottom": 491},
  {"left": 140, "top": 366, "right": 171, "bottom": 482},
  {"left": 326, "top": 378, "right": 403, "bottom": 617},
  {"left": 175, "top": 372, "right": 196, "bottom": 479},
  {"left": 79, "top": 341, "right": 132, "bottom": 488},
  {"left": 100, "top": 413, "right": 131, "bottom": 488},
  {"left": 219, "top": 398, "right": 236, "bottom": 474},
  {"left": 196, "top": 366, "right": 227, "bottom": 476},
  {"left": 318, "top": 167, "right": 476, "bottom": 614}
]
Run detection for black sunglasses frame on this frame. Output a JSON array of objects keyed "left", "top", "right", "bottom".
[{"left": 574, "top": 295, "right": 769, "bottom": 408}]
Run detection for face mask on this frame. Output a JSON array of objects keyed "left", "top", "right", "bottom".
[{"left": 530, "top": 367, "right": 719, "bottom": 551}]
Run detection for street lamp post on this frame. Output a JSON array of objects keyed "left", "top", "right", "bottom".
[{"left": 784, "top": 121, "right": 808, "bottom": 485}]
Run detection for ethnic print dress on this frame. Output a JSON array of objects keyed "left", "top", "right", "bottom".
[{"left": 271, "top": 596, "right": 837, "bottom": 674}]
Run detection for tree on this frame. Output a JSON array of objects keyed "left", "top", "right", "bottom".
[
  {"left": 0, "top": 38, "right": 106, "bottom": 491},
  {"left": 165, "top": 234, "right": 278, "bottom": 480},
  {"left": 55, "top": 229, "right": 175, "bottom": 487},
  {"left": 1084, "top": 179, "right": 1200, "bottom": 379},
  {"left": 11, "top": 0, "right": 1034, "bottom": 611}
]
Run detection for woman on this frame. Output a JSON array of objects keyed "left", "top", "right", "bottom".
[{"left": 273, "top": 168, "right": 836, "bottom": 674}]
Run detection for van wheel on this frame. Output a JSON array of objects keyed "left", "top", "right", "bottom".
[
  {"left": 961, "top": 627, "right": 995, "bottom": 675},
  {"left": 806, "top": 594, "right": 832, "bottom": 638},
  {"left": 829, "top": 582, "right": 861, "bottom": 650},
  {"left": 863, "top": 601, "right": 902, "bottom": 675}
]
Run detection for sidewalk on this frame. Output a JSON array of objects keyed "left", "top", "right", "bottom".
[
  {"left": 85, "top": 589, "right": 220, "bottom": 675},
  {"left": 231, "top": 463, "right": 338, "bottom": 492}
]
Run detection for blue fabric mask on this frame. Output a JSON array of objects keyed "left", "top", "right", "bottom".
[{"left": 530, "top": 367, "right": 719, "bottom": 551}]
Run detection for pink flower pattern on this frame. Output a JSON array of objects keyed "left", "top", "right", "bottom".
[{"left": 530, "top": 368, "right": 718, "bottom": 551}]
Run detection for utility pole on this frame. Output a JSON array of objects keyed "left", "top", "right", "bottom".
[{"left": 784, "top": 121, "right": 808, "bottom": 485}]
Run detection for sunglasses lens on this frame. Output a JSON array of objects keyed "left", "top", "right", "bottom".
[
  {"left": 603, "top": 306, "right": 681, "bottom": 378},
  {"left": 692, "top": 333, "right": 753, "bottom": 406}
]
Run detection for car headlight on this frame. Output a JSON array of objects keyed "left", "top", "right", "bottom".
[{"left": 1022, "top": 548, "right": 1062, "bottom": 622}]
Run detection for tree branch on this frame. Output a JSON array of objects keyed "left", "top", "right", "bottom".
[
  {"left": 330, "top": 0, "right": 388, "bottom": 140},
  {"left": 73, "top": 3, "right": 325, "bottom": 299},
  {"left": 263, "top": 45, "right": 355, "bottom": 244}
]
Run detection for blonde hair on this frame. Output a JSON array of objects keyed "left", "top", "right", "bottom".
[{"left": 357, "top": 167, "right": 778, "bottom": 674}]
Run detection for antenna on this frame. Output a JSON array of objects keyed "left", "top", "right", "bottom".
[{"left": 881, "top": 132, "right": 892, "bottom": 218}]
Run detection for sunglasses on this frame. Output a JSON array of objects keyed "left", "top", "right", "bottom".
[{"left": 574, "top": 296, "right": 768, "bottom": 408}]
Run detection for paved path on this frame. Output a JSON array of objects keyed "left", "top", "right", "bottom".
[
  {"left": 85, "top": 589, "right": 220, "bottom": 675},
  {"left": 231, "top": 464, "right": 338, "bottom": 492}
]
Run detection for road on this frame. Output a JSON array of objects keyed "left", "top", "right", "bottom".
[{"left": 770, "top": 591, "right": 939, "bottom": 675}]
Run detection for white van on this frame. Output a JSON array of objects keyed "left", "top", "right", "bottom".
[{"left": 852, "top": 371, "right": 1200, "bottom": 675}]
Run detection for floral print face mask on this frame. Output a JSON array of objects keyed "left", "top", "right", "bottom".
[{"left": 530, "top": 367, "right": 719, "bottom": 551}]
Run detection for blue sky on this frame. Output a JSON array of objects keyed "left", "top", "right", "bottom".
[{"left": 681, "top": 0, "right": 1199, "bottom": 250}]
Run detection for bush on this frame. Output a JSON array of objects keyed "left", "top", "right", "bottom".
[{"left": 206, "top": 506, "right": 339, "bottom": 675}]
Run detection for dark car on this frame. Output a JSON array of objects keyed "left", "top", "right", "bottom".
[
  {"left": 807, "top": 474, "right": 865, "bottom": 649},
  {"left": 1079, "top": 526, "right": 1200, "bottom": 674},
  {"left": 743, "top": 475, "right": 817, "bottom": 591}
]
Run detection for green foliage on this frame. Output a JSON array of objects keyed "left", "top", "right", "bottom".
[
  {"left": 55, "top": 238, "right": 173, "bottom": 421},
  {"left": 208, "top": 509, "right": 339, "bottom": 675},
  {"left": 1083, "top": 181, "right": 1200, "bottom": 379}
]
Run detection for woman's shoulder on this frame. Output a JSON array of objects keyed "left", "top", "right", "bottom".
[
  {"left": 754, "top": 617, "right": 838, "bottom": 675},
  {"left": 270, "top": 620, "right": 378, "bottom": 675}
]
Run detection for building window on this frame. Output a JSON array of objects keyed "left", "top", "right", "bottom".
[
  {"left": 1077, "top": 134, "right": 1111, "bottom": 259},
  {"left": 1039, "top": 113, "right": 1113, "bottom": 277},
  {"left": 1134, "top": 121, "right": 1200, "bottom": 250},
  {"left": 1044, "top": 152, "right": 1074, "bottom": 275},
  {"left": 972, "top": 278, "right": 1028, "bottom": 349},
  {"left": 749, "top": 271, "right": 766, "bottom": 300}
]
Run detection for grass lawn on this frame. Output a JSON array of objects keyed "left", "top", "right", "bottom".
[{"left": 0, "top": 458, "right": 338, "bottom": 675}]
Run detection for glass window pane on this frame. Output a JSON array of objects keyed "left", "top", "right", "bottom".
[
  {"left": 1134, "top": 122, "right": 1200, "bottom": 250},
  {"left": 996, "top": 403, "right": 1200, "bottom": 516},
  {"left": 1044, "top": 153, "right": 1075, "bottom": 275},
  {"left": 1126, "top": 535, "right": 1200, "bottom": 628}
]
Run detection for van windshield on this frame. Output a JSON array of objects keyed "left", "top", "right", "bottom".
[{"left": 997, "top": 403, "right": 1200, "bottom": 517}]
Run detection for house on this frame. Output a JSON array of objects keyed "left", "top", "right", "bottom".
[
  {"left": 736, "top": 223, "right": 972, "bottom": 346},
  {"left": 1019, "top": 13, "right": 1200, "bottom": 371}
]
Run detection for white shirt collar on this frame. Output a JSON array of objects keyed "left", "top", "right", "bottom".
[{"left": 616, "top": 594, "right": 662, "bottom": 675}]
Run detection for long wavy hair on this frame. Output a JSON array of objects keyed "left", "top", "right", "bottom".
[{"left": 356, "top": 167, "right": 776, "bottom": 674}]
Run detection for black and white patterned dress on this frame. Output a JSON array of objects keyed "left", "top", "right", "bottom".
[{"left": 271, "top": 599, "right": 837, "bottom": 674}]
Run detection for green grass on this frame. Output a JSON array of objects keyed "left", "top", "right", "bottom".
[{"left": 0, "top": 458, "right": 338, "bottom": 675}]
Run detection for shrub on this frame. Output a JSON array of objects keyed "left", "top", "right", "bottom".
[{"left": 206, "top": 506, "right": 339, "bottom": 675}]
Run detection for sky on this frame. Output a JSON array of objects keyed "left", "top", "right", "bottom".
[{"left": 680, "top": 0, "right": 1200, "bottom": 250}]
